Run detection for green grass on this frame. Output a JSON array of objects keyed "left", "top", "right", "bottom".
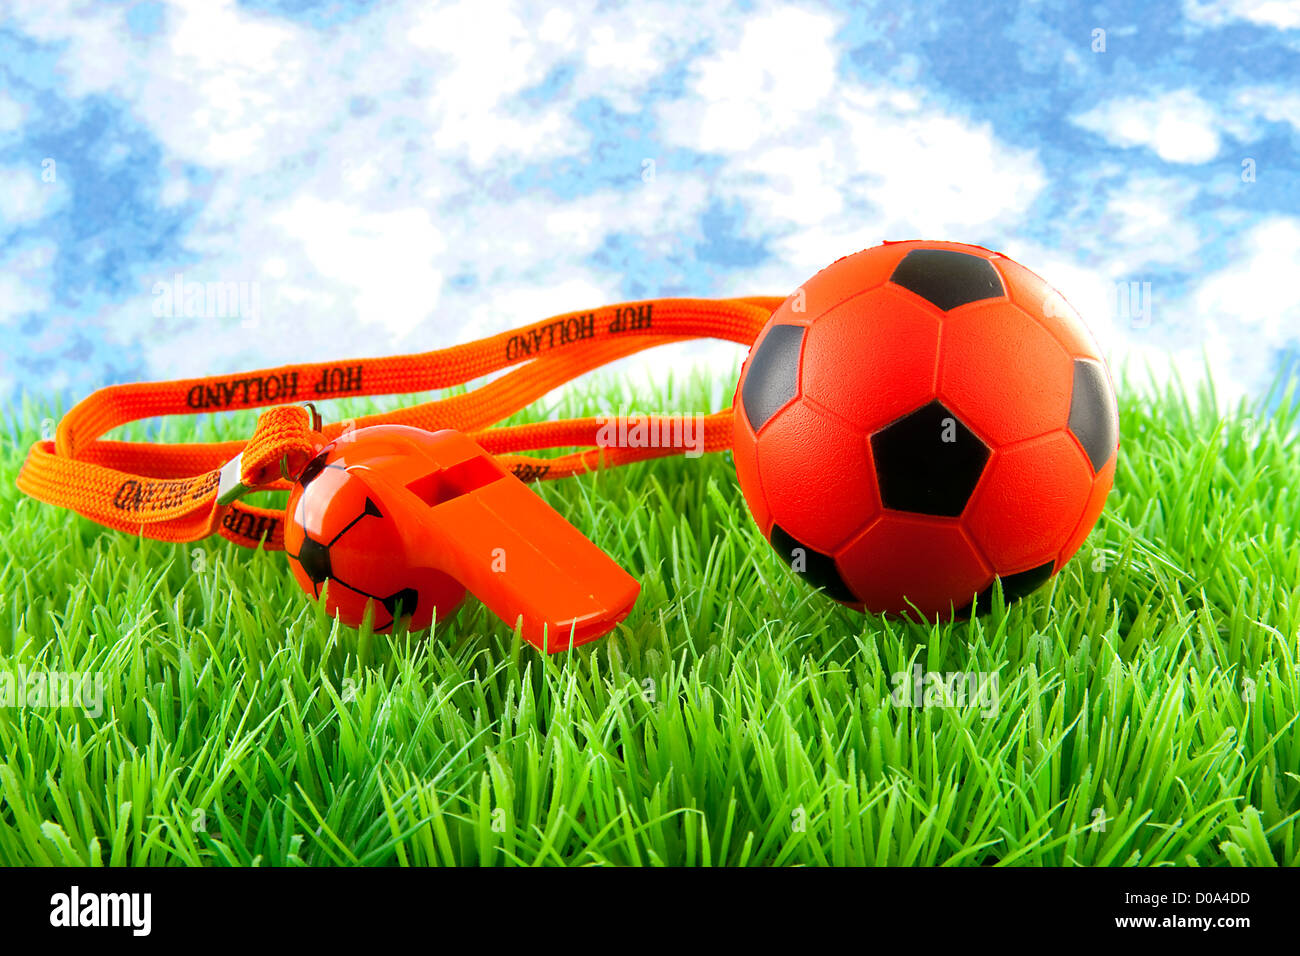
[{"left": 1, "top": 369, "right": 1298, "bottom": 866}]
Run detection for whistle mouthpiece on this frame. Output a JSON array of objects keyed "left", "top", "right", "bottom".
[
  {"left": 399, "top": 429, "right": 639, "bottom": 650},
  {"left": 285, "top": 424, "right": 639, "bottom": 652}
]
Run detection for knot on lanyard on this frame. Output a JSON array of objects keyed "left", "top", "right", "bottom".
[{"left": 218, "top": 403, "right": 324, "bottom": 505}]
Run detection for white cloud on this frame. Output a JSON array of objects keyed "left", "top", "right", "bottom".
[
  {"left": 8, "top": 1, "right": 131, "bottom": 95},
  {"left": 408, "top": 0, "right": 586, "bottom": 167},
  {"left": 663, "top": 17, "right": 1047, "bottom": 281},
  {"left": 0, "top": 242, "right": 57, "bottom": 326},
  {"left": 3, "top": 0, "right": 734, "bottom": 383},
  {"left": 1072, "top": 90, "right": 1223, "bottom": 164},
  {"left": 661, "top": 7, "right": 841, "bottom": 152},
  {"left": 840, "top": 90, "right": 1047, "bottom": 238},
  {"left": 1194, "top": 216, "right": 1300, "bottom": 346},
  {"left": 0, "top": 91, "right": 27, "bottom": 133},
  {"left": 1184, "top": 0, "right": 1300, "bottom": 30},
  {"left": 1098, "top": 175, "right": 1202, "bottom": 269},
  {"left": 1233, "top": 85, "right": 1300, "bottom": 132},
  {"left": 270, "top": 198, "right": 447, "bottom": 336},
  {"left": 0, "top": 165, "right": 61, "bottom": 228}
]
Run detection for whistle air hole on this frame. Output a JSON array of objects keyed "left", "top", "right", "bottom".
[{"left": 406, "top": 455, "right": 504, "bottom": 507}]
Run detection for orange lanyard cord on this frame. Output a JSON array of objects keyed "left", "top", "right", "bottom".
[
  {"left": 66, "top": 331, "right": 683, "bottom": 478},
  {"left": 16, "top": 296, "right": 781, "bottom": 550},
  {"left": 51, "top": 297, "right": 774, "bottom": 458}
]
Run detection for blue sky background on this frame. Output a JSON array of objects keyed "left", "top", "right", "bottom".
[{"left": 1, "top": 0, "right": 1298, "bottom": 411}]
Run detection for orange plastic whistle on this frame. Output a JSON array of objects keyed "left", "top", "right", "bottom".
[{"left": 282, "top": 424, "right": 639, "bottom": 651}]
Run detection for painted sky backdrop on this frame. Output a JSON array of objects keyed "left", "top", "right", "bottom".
[{"left": 1, "top": 0, "right": 1298, "bottom": 411}]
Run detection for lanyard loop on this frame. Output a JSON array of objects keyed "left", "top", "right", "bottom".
[
  {"left": 216, "top": 402, "right": 323, "bottom": 506},
  {"left": 16, "top": 296, "right": 781, "bottom": 550}
]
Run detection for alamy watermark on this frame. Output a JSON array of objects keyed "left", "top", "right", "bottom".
[
  {"left": 890, "top": 663, "right": 1000, "bottom": 717},
  {"left": 1114, "top": 280, "right": 1152, "bottom": 329},
  {"left": 0, "top": 666, "right": 104, "bottom": 718},
  {"left": 50, "top": 886, "right": 150, "bottom": 936},
  {"left": 595, "top": 410, "right": 705, "bottom": 458},
  {"left": 152, "top": 272, "right": 261, "bottom": 327}
]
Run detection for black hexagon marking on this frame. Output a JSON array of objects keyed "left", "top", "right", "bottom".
[
  {"left": 769, "top": 524, "right": 858, "bottom": 603},
  {"left": 1068, "top": 358, "right": 1119, "bottom": 472},
  {"left": 871, "top": 400, "right": 990, "bottom": 516},
  {"left": 297, "top": 536, "right": 331, "bottom": 584},
  {"left": 381, "top": 587, "right": 420, "bottom": 620},
  {"left": 959, "top": 560, "right": 1056, "bottom": 617},
  {"left": 889, "top": 249, "right": 1004, "bottom": 311},
  {"left": 741, "top": 324, "right": 805, "bottom": 432}
]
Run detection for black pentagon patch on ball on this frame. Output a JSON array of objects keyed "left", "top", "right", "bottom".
[
  {"left": 871, "top": 400, "right": 990, "bottom": 516},
  {"left": 741, "top": 324, "right": 805, "bottom": 432},
  {"left": 381, "top": 587, "right": 420, "bottom": 620},
  {"left": 1068, "top": 358, "right": 1119, "bottom": 473},
  {"left": 959, "top": 560, "right": 1056, "bottom": 617},
  {"left": 770, "top": 524, "right": 857, "bottom": 603},
  {"left": 297, "top": 536, "right": 332, "bottom": 585},
  {"left": 889, "top": 249, "right": 1004, "bottom": 311}
]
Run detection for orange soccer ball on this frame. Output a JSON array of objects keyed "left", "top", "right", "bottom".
[{"left": 732, "top": 240, "right": 1119, "bottom": 619}]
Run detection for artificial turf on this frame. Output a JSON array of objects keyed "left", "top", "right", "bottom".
[{"left": 0, "top": 369, "right": 1297, "bottom": 866}]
